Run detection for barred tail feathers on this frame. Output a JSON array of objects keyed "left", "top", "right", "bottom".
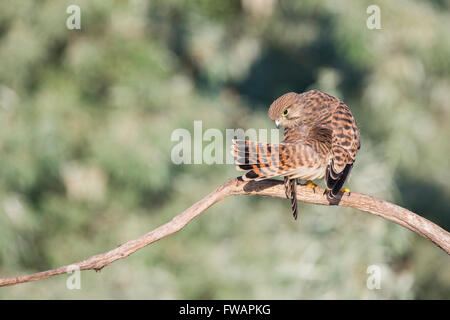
[{"left": 231, "top": 139, "right": 294, "bottom": 181}]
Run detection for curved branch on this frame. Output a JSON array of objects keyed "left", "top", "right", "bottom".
[{"left": 1, "top": 178, "right": 449, "bottom": 287}]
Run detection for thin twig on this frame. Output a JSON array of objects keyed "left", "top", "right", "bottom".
[{"left": 1, "top": 178, "right": 448, "bottom": 287}]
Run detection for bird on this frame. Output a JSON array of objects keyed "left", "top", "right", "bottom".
[{"left": 232, "top": 89, "right": 360, "bottom": 220}]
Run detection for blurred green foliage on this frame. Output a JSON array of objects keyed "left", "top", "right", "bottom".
[{"left": 0, "top": 0, "right": 449, "bottom": 299}]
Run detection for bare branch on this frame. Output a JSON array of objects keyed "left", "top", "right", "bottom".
[{"left": 1, "top": 178, "right": 448, "bottom": 287}]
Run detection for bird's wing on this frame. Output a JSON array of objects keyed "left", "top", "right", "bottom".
[
  {"left": 326, "top": 101, "right": 360, "bottom": 196},
  {"left": 232, "top": 139, "right": 320, "bottom": 181},
  {"left": 284, "top": 176, "right": 298, "bottom": 220}
]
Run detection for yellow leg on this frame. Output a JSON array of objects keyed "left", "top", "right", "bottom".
[
  {"left": 303, "top": 180, "right": 319, "bottom": 193},
  {"left": 323, "top": 187, "right": 351, "bottom": 196}
]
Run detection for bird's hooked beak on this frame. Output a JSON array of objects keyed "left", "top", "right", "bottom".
[{"left": 275, "top": 119, "right": 282, "bottom": 128}]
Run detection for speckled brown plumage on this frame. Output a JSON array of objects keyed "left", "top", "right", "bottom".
[{"left": 232, "top": 89, "right": 360, "bottom": 220}]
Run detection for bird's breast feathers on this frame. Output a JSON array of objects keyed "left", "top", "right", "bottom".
[{"left": 284, "top": 164, "right": 328, "bottom": 181}]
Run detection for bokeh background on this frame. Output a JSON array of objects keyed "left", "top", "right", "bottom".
[{"left": 0, "top": 0, "right": 449, "bottom": 299}]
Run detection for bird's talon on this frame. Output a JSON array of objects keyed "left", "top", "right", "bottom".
[
  {"left": 340, "top": 188, "right": 350, "bottom": 195},
  {"left": 304, "top": 180, "right": 319, "bottom": 193}
]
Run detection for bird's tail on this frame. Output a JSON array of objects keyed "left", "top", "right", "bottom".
[
  {"left": 231, "top": 139, "right": 295, "bottom": 181},
  {"left": 232, "top": 139, "right": 299, "bottom": 220}
]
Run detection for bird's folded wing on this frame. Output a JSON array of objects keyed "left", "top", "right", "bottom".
[{"left": 326, "top": 102, "right": 361, "bottom": 195}]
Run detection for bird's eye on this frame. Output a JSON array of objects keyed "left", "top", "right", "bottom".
[{"left": 282, "top": 109, "right": 289, "bottom": 116}]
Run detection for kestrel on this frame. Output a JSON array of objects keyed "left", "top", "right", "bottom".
[{"left": 232, "top": 90, "right": 360, "bottom": 220}]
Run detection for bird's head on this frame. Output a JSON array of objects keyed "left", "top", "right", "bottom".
[
  {"left": 268, "top": 92, "right": 304, "bottom": 129},
  {"left": 268, "top": 90, "right": 331, "bottom": 129}
]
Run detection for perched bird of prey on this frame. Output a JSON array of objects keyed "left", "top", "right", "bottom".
[{"left": 232, "top": 90, "right": 360, "bottom": 220}]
